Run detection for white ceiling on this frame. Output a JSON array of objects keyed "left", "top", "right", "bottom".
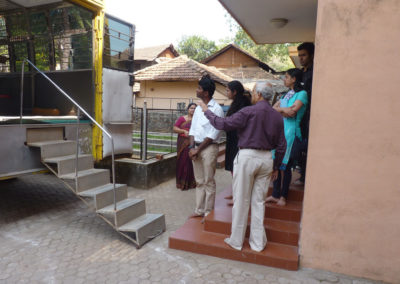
[
  {"left": 219, "top": 0, "right": 317, "bottom": 44},
  {"left": 11, "top": 0, "right": 61, "bottom": 7}
]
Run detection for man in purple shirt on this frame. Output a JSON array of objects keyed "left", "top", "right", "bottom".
[{"left": 198, "top": 82, "right": 286, "bottom": 252}]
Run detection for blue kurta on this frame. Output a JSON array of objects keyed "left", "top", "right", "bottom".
[{"left": 275, "top": 89, "right": 308, "bottom": 169}]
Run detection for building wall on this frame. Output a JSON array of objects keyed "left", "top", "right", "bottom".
[
  {"left": 206, "top": 48, "right": 259, "bottom": 68},
  {"left": 300, "top": 1, "right": 400, "bottom": 283},
  {"left": 158, "top": 49, "right": 177, "bottom": 59},
  {"left": 136, "top": 81, "right": 230, "bottom": 109}
]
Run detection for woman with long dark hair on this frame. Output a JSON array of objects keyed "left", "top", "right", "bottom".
[
  {"left": 173, "top": 103, "right": 197, "bottom": 190},
  {"left": 225, "top": 80, "right": 251, "bottom": 173},
  {"left": 266, "top": 68, "right": 308, "bottom": 206}
]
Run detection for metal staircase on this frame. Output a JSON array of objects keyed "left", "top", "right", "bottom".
[{"left": 21, "top": 59, "right": 165, "bottom": 248}]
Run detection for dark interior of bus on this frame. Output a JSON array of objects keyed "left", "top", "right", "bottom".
[{"left": 0, "top": 1, "right": 134, "bottom": 122}]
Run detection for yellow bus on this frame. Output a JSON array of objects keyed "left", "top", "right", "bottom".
[{"left": 0, "top": 0, "right": 135, "bottom": 178}]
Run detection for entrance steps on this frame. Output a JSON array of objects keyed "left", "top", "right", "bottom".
[
  {"left": 169, "top": 185, "right": 304, "bottom": 270},
  {"left": 27, "top": 127, "right": 165, "bottom": 247}
]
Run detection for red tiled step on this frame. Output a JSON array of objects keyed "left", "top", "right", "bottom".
[
  {"left": 204, "top": 209, "right": 300, "bottom": 246},
  {"left": 265, "top": 201, "right": 302, "bottom": 222},
  {"left": 217, "top": 187, "right": 303, "bottom": 222},
  {"left": 267, "top": 186, "right": 304, "bottom": 202},
  {"left": 169, "top": 218, "right": 299, "bottom": 270},
  {"left": 222, "top": 185, "right": 304, "bottom": 203}
]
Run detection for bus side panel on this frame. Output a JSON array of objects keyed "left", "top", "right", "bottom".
[{"left": 102, "top": 68, "right": 133, "bottom": 157}]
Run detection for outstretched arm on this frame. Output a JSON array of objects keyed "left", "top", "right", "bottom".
[{"left": 197, "top": 101, "right": 247, "bottom": 131}]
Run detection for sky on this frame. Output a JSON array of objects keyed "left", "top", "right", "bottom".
[{"left": 105, "top": 0, "right": 237, "bottom": 48}]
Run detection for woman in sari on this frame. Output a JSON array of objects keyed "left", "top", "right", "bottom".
[
  {"left": 266, "top": 68, "right": 308, "bottom": 206},
  {"left": 173, "top": 103, "right": 197, "bottom": 190}
]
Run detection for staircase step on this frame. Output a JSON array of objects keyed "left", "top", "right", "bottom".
[
  {"left": 215, "top": 187, "right": 303, "bottom": 222},
  {"left": 222, "top": 185, "right": 304, "bottom": 203},
  {"left": 26, "top": 127, "right": 64, "bottom": 143},
  {"left": 97, "top": 198, "right": 146, "bottom": 227},
  {"left": 205, "top": 210, "right": 299, "bottom": 246},
  {"left": 169, "top": 218, "right": 298, "bottom": 270},
  {"left": 265, "top": 201, "right": 302, "bottom": 222},
  {"left": 267, "top": 187, "right": 304, "bottom": 202},
  {"left": 78, "top": 183, "right": 128, "bottom": 210},
  {"left": 60, "top": 168, "right": 110, "bottom": 192},
  {"left": 206, "top": 186, "right": 300, "bottom": 246},
  {"left": 119, "top": 213, "right": 166, "bottom": 247},
  {"left": 43, "top": 154, "right": 93, "bottom": 176},
  {"left": 28, "top": 140, "right": 76, "bottom": 159}
]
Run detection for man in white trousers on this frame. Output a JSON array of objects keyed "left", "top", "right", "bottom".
[
  {"left": 197, "top": 82, "right": 286, "bottom": 252},
  {"left": 188, "top": 75, "right": 224, "bottom": 219}
]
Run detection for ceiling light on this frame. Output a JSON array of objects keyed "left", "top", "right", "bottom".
[{"left": 270, "top": 18, "right": 289, "bottom": 29}]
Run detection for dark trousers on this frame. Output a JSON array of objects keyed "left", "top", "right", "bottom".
[
  {"left": 298, "top": 138, "right": 308, "bottom": 182},
  {"left": 272, "top": 158, "right": 294, "bottom": 199}
]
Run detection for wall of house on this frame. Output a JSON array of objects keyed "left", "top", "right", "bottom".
[
  {"left": 158, "top": 49, "right": 177, "bottom": 59},
  {"left": 135, "top": 81, "right": 230, "bottom": 109},
  {"left": 206, "top": 48, "right": 259, "bottom": 68},
  {"left": 300, "top": 1, "right": 400, "bottom": 283}
]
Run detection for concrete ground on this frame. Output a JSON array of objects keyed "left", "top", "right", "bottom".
[{"left": 0, "top": 170, "right": 384, "bottom": 284}]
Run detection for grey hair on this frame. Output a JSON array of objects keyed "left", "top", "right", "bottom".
[{"left": 254, "top": 81, "right": 274, "bottom": 102}]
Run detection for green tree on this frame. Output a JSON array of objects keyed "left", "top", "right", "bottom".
[
  {"left": 177, "top": 35, "right": 218, "bottom": 62},
  {"left": 231, "top": 27, "right": 298, "bottom": 71}
]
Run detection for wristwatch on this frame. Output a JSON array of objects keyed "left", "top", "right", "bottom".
[{"left": 188, "top": 145, "right": 195, "bottom": 149}]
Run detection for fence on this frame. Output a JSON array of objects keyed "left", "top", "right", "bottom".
[
  {"left": 132, "top": 104, "right": 186, "bottom": 160},
  {"left": 133, "top": 103, "right": 227, "bottom": 161},
  {"left": 133, "top": 95, "right": 231, "bottom": 110}
]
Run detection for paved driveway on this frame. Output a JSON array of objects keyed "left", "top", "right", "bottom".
[{"left": 0, "top": 171, "right": 382, "bottom": 284}]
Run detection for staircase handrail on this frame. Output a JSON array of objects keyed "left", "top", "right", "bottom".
[{"left": 20, "top": 59, "right": 118, "bottom": 211}]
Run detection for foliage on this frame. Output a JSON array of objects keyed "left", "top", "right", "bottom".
[
  {"left": 230, "top": 27, "right": 298, "bottom": 71},
  {"left": 177, "top": 23, "right": 299, "bottom": 71},
  {"left": 177, "top": 35, "right": 218, "bottom": 62}
]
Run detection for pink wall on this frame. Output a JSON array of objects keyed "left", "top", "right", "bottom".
[{"left": 300, "top": 0, "right": 400, "bottom": 283}]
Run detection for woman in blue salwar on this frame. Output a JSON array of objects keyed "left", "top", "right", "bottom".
[{"left": 266, "top": 68, "right": 308, "bottom": 206}]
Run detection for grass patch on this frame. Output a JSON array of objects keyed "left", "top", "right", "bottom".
[
  {"left": 133, "top": 134, "right": 176, "bottom": 140},
  {"left": 133, "top": 144, "right": 176, "bottom": 153}
]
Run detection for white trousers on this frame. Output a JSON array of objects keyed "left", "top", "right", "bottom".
[
  {"left": 192, "top": 144, "right": 218, "bottom": 216},
  {"left": 226, "top": 149, "right": 273, "bottom": 252}
]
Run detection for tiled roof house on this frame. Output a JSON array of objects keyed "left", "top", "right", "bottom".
[{"left": 133, "top": 55, "right": 234, "bottom": 109}]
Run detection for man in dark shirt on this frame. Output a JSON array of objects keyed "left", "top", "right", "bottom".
[
  {"left": 296, "top": 42, "right": 314, "bottom": 184},
  {"left": 198, "top": 82, "right": 286, "bottom": 252}
]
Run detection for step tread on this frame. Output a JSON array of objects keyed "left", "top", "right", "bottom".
[
  {"left": 59, "top": 168, "right": 109, "bottom": 179},
  {"left": 43, "top": 154, "right": 92, "bottom": 163},
  {"left": 97, "top": 198, "right": 144, "bottom": 214},
  {"left": 118, "top": 213, "right": 164, "bottom": 232},
  {"left": 265, "top": 201, "right": 302, "bottom": 211},
  {"left": 169, "top": 218, "right": 298, "bottom": 268},
  {"left": 78, "top": 183, "right": 126, "bottom": 197},
  {"left": 27, "top": 140, "right": 74, "bottom": 147},
  {"left": 206, "top": 209, "right": 300, "bottom": 234}
]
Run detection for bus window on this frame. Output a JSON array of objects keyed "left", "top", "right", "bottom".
[
  {"left": 103, "top": 16, "right": 134, "bottom": 72},
  {"left": 0, "top": 2, "right": 93, "bottom": 73}
]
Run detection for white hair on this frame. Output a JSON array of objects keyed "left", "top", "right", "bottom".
[{"left": 254, "top": 81, "right": 274, "bottom": 102}]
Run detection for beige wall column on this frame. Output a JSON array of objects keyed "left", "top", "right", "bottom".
[{"left": 300, "top": 1, "right": 400, "bottom": 283}]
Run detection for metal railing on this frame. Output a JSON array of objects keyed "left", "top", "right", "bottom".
[
  {"left": 133, "top": 95, "right": 229, "bottom": 110},
  {"left": 132, "top": 106, "right": 196, "bottom": 160},
  {"left": 20, "top": 59, "right": 118, "bottom": 211}
]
